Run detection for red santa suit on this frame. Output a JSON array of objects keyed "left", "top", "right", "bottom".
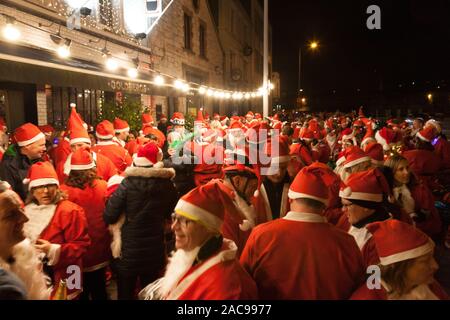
[
  {"left": 92, "top": 141, "right": 132, "bottom": 172},
  {"left": 191, "top": 142, "right": 224, "bottom": 187},
  {"left": 24, "top": 200, "right": 90, "bottom": 299},
  {"left": 60, "top": 180, "right": 111, "bottom": 272},
  {"left": 240, "top": 212, "right": 365, "bottom": 299},
  {"left": 403, "top": 149, "right": 442, "bottom": 191},
  {"left": 434, "top": 136, "right": 450, "bottom": 170},
  {"left": 167, "top": 240, "right": 257, "bottom": 300}
]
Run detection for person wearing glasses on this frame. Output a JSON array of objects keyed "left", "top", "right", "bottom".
[
  {"left": 139, "top": 181, "right": 257, "bottom": 300},
  {"left": 339, "top": 168, "right": 393, "bottom": 268},
  {"left": 104, "top": 142, "right": 178, "bottom": 300},
  {"left": 23, "top": 162, "right": 90, "bottom": 300}
]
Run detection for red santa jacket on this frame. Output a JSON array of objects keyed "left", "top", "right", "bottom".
[
  {"left": 61, "top": 180, "right": 112, "bottom": 272},
  {"left": 24, "top": 200, "right": 90, "bottom": 300},
  {"left": 351, "top": 280, "right": 449, "bottom": 300},
  {"left": 290, "top": 142, "right": 314, "bottom": 167},
  {"left": 92, "top": 141, "right": 132, "bottom": 172},
  {"left": 403, "top": 149, "right": 442, "bottom": 191},
  {"left": 434, "top": 137, "right": 450, "bottom": 170},
  {"left": 348, "top": 226, "right": 380, "bottom": 269},
  {"left": 191, "top": 142, "right": 224, "bottom": 187},
  {"left": 240, "top": 212, "right": 365, "bottom": 300},
  {"left": 167, "top": 240, "right": 258, "bottom": 300}
]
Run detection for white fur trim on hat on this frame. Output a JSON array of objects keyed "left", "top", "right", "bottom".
[
  {"left": 70, "top": 163, "right": 95, "bottom": 171},
  {"left": 96, "top": 132, "right": 114, "bottom": 140},
  {"left": 115, "top": 127, "right": 130, "bottom": 133},
  {"left": 288, "top": 190, "right": 328, "bottom": 205},
  {"left": 336, "top": 156, "right": 346, "bottom": 167},
  {"left": 343, "top": 156, "right": 372, "bottom": 169},
  {"left": 17, "top": 132, "right": 46, "bottom": 147},
  {"left": 70, "top": 138, "right": 92, "bottom": 145},
  {"left": 339, "top": 189, "right": 383, "bottom": 202},
  {"left": 375, "top": 131, "right": 390, "bottom": 150},
  {"left": 133, "top": 156, "right": 154, "bottom": 167},
  {"left": 379, "top": 241, "right": 434, "bottom": 266},
  {"left": 361, "top": 137, "right": 375, "bottom": 147},
  {"left": 28, "top": 178, "right": 59, "bottom": 190},
  {"left": 175, "top": 199, "right": 222, "bottom": 232}
]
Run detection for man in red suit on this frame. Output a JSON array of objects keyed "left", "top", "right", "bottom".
[{"left": 240, "top": 165, "right": 365, "bottom": 300}]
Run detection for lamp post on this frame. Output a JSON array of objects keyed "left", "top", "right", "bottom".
[{"left": 298, "top": 41, "right": 319, "bottom": 102}]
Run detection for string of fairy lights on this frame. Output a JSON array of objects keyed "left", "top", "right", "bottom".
[{"left": 0, "top": 0, "right": 275, "bottom": 100}]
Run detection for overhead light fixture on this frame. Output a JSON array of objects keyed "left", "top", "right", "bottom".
[
  {"left": 154, "top": 75, "right": 165, "bottom": 86},
  {"left": 57, "top": 39, "right": 71, "bottom": 58},
  {"left": 127, "top": 68, "right": 138, "bottom": 79},
  {"left": 198, "top": 87, "right": 207, "bottom": 95},
  {"left": 2, "top": 16, "right": 21, "bottom": 41},
  {"left": 106, "top": 56, "right": 119, "bottom": 71},
  {"left": 206, "top": 89, "right": 214, "bottom": 97}
]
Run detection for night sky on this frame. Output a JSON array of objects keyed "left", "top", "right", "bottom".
[{"left": 270, "top": 0, "right": 450, "bottom": 105}]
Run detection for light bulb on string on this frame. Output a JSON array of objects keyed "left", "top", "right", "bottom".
[
  {"left": 127, "top": 68, "right": 138, "bottom": 79},
  {"left": 3, "top": 22, "right": 21, "bottom": 41},
  {"left": 154, "top": 75, "right": 165, "bottom": 86},
  {"left": 198, "top": 87, "right": 207, "bottom": 95}
]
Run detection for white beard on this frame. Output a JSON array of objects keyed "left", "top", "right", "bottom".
[
  {"left": 24, "top": 203, "right": 57, "bottom": 243},
  {"left": 393, "top": 184, "right": 415, "bottom": 215},
  {"left": 0, "top": 239, "right": 51, "bottom": 300},
  {"left": 159, "top": 247, "right": 201, "bottom": 298}
]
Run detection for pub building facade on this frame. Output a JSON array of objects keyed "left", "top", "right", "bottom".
[{"left": 0, "top": 0, "right": 232, "bottom": 131}]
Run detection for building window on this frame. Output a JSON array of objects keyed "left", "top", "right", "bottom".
[
  {"left": 147, "top": 0, "right": 158, "bottom": 11},
  {"left": 199, "top": 23, "right": 207, "bottom": 58},
  {"left": 184, "top": 13, "right": 193, "bottom": 50}
]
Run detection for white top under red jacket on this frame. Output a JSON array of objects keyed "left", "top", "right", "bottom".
[
  {"left": 61, "top": 180, "right": 111, "bottom": 272},
  {"left": 24, "top": 200, "right": 90, "bottom": 300},
  {"left": 166, "top": 240, "right": 258, "bottom": 300},
  {"left": 92, "top": 141, "right": 132, "bottom": 173},
  {"left": 240, "top": 211, "right": 365, "bottom": 300},
  {"left": 351, "top": 280, "right": 449, "bottom": 300}
]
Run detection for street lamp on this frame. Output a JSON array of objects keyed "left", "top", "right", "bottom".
[{"left": 298, "top": 40, "right": 320, "bottom": 95}]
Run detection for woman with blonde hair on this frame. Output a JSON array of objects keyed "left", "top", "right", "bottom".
[
  {"left": 384, "top": 155, "right": 442, "bottom": 239},
  {"left": 351, "top": 220, "right": 448, "bottom": 300}
]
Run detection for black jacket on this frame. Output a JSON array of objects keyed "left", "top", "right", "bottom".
[
  {"left": 0, "top": 145, "right": 41, "bottom": 200},
  {"left": 104, "top": 165, "right": 178, "bottom": 274}
]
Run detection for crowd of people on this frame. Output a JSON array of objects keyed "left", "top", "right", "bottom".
[{"left": 0, "top": 104, "right": 449, "bottom": 300}]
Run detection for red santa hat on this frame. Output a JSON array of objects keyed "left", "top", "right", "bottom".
[
  {"left": 133, "top": 142, "right": 163, "bottom": 167},
  {"left": 358, "top": 106, "right": 365, "bottom": 118},
  {"left": 68, "top": 104, "right": 91, "bottom": 145},
  {"left": 292, "top": 126, "right": 301, "bottom": 140},
  {"left": 96, "top": 120, "right": 115, "bottom": 140},
  {"left": 142, "top": 113, "right": 154, "bottom": 127},
  {"left": 361, "top": 124, "right": 376, "bottom": 147},
  {"left": 341, "top": 128, "right": 355, "bottom": 143},
  {"left": 267, "top": 135, "right": 291, "bottom": 165},
  {"left": 38, "top": 125, "right": 55, "bottom": 136},
  {"left": 375, "top": 127, "right": 397, "bottom": 151},
  {"left": 160, "top": 114, "right": 168, "bottom": 121},
  {"left": 245, "top": 122, "right": 271, "bottom": 145},
  {"left": 300, "top": 128, "right": 314, "bottom": 142},
  {"left": 14, "top": 123, "right": 45, "bottom": 147},
  {"left": 220, "top": 116, "right": 229, "bottom": 122},
  {"left": 364, "top": 142, "right": 384, "bottom": 166},
  {"left": 24, "top": 162, "right": 59, "bottom": 190},
  {"left": 213, "top": 113, "right": 221, "bottom": 121},
  {"left": 255, "top": 113, "right": 263, "bottom": 120},
  {"left": 0, "top": 117, "right": 6, "bottom": 130},
  {"left": 425, "top": 119, "right": 442, "bottom": 134},
  {"left": 366, "top": 220, "right": 434, "bottom": 266},
  {"left": 70, "top": 149, "right": 95, "bottom": 172},
  {"left": 339, "top": 168, "right": 390, "bottom": 203},
  {"left": 342, "top": 146, "right": 372, "bottom": 169},
  {"left": 324, "top": 118, "right": 335, "bottom": 131},
  {"left": 352, "top": 119, "right": 364, "bottom": 128},
  {"left": 246, "top": 111, "right": 254, "bottom": 119},
  {"left": 114, "top": 118, "right": 130, "bottom": 133},
  {"left": 204, "top": 112, "right": 210, "bottom": 120},
  {"left": 171, "top": 112, "right": 185, "bottom": 126},
  {"left": 228, "top": 120, "right": 245, "bottom": 132},
  {"left": 416, "top": 126, "right": 436, "bottom": 143},
  {"left": 195, "top": 109, "right": 205, "bottom": 124},
  {"left": 288, "top": 165, "right": 329, "bottom": 205},
  {"left": 336, "top": 150, "right": 347, "bottom": 167},
  {"left": 175, "top": 180, "right": 249, "bottom": 233}
]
